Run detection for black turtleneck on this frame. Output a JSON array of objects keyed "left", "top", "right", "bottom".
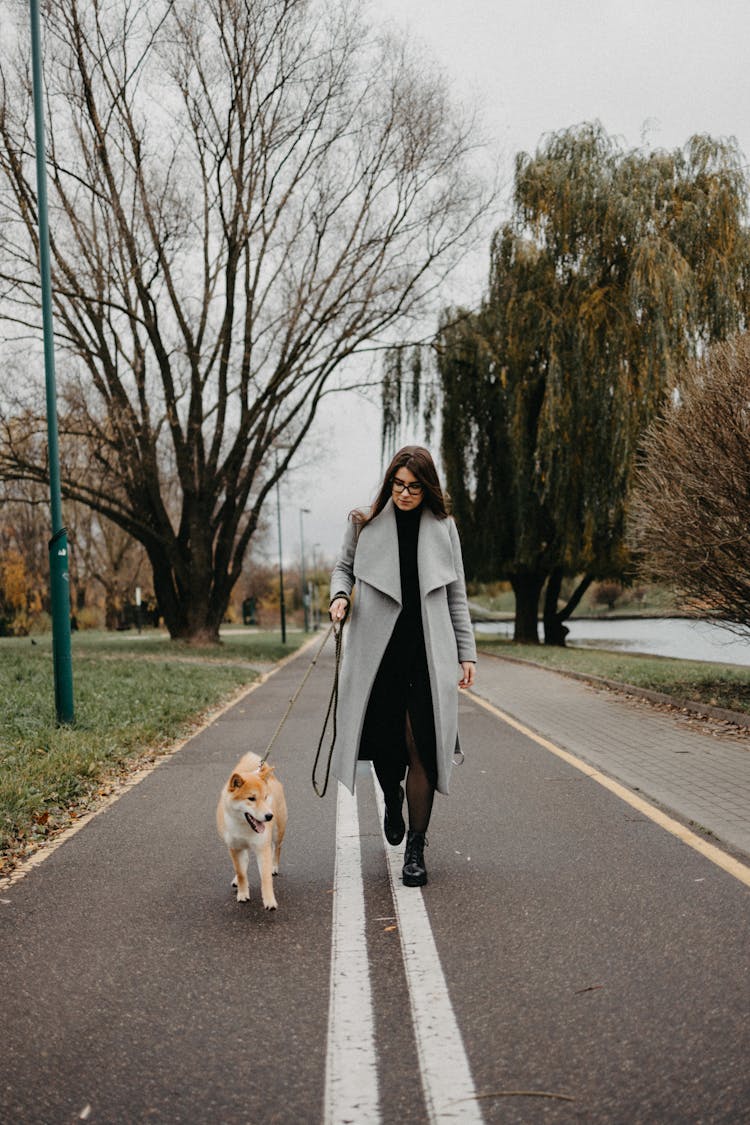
[{"left": 395, "top": 504, "right": 422, "bottom": 622}]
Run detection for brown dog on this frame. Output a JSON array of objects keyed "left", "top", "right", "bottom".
[{"left": 216, "top": 752, "right": 287, "bottom": 910}]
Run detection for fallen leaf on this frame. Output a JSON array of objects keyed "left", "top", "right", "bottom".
[{"left": 469, "top": 1090, "right": 575, "bottom": 1103}]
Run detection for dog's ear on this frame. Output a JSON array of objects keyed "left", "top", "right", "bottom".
[
  {"left": 229, "top": 773, "right": 245, "bottom": 791},
  {"left": 258, "top": 762, "right": 275, "bottom": 780}
]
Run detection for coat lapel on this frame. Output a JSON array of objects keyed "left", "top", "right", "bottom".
[
  {"left": 353, "top": 500, "right": 458, "bottom": 601},
  {"left": 353, "top": 500, "right": 401, "bottom": 604},
  {"left": 418, "top": 507, "right": 457, "bottom": 593}
]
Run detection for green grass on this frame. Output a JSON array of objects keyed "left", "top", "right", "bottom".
[
  {"left": 475, "top": 635, "right": 750, "bottom": 716},
  {"left": 66, "top": 626, "right": 305, "bottom": 662},
  {"left": 0, "top": 628, "right": 307, "bottom": 873}
]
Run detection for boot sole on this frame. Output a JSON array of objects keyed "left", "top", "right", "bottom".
[{"left": 402, "top": 871, "right": 428, "bottom": 887}]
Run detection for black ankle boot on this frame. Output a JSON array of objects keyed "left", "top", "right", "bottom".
[
  {"left": 383, "top": 786, "right": 405, "bottom": 846},
  {"left": 402, "top": 829, "right": 428, "bottom": 887}
]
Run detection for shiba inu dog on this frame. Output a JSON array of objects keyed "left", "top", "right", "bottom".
[{"left": 216, "top": 752, "right": 287, "bottom": 910}]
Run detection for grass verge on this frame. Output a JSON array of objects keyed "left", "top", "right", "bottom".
[
  {"left": 475, "top": 635, "right": 750, "bottom": 716},
  {"left": 67, "top": 626, "right": 303, "bottom": 662},
  {"left": 0, "top": 629, "right": 306, "bottom": 875}
]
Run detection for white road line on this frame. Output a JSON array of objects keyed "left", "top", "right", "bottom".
[
  {"left": 324, "top": 781, "right": 380, "bottom": 1125},
  {"left": 373, "top": 771, "right": 484, "bottom": 1124}
]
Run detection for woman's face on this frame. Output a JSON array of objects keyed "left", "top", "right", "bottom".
[{"left": 391, "top": 466, "right": 425, "bottom": 511}]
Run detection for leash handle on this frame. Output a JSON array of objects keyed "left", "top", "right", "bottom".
[{"left": 311, "top": 621, "right": 344, "bottom": 798}]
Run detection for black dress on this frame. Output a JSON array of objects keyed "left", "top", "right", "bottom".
[{"left": 358, "top": 505, "right": 437, "bottom": 792}]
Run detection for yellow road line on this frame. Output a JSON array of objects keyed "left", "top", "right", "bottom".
[{"left": 469, "top": 691, "right": 750, "bottom": 891}]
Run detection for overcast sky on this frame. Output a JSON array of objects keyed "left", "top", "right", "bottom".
[{"left": 276, "top": 0, "right": 750, "bottom": 572}]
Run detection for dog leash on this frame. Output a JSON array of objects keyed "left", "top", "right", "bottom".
[
  {"left": 311, "top": 621, "right": 344, "bottom": 798},
  {"left": 259, "top": 621, "right": 344, "bottom": 799}
]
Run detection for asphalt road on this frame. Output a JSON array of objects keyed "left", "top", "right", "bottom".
[{"left": 1, "top": 641, "right": 749, "bottom": 1124}]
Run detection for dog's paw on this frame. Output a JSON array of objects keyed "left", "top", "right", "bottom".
[
  {"left": 236, "top": 889, "right": 250, "bottom": 903},
  {"left": 231, "top": 876, "right": 238, "bottom": 887},
  {"left": 263, "top": 898, "right": 278, "bottom": 911},
  {"left": 272, "top": 865, "right": 279, "bottom": 876}
]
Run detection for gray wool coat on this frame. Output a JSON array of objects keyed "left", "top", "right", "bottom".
[{"left": 329, "top": 499, "right": 477, "bottom": 795}]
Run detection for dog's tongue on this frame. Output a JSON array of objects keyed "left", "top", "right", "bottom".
[{"left": 245, "top": 812, "right": 266, "bottom": 833}]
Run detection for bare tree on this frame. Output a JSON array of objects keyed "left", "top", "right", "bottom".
[
  {"left": 630, "top": 333, "right": 750, "bottom": 634},
  {"left": 0, "top": 0, "right": 487, "bottom": 641},
  {"left": 66, "top": 502, "right": 151, "bottom": 628}
]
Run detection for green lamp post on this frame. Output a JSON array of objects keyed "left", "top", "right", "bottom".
[{"left": 29, "top": 0, "right": 74, "bottom": 723}]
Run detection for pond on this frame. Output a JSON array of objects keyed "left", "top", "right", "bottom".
[{"left": 474, "top": 616, "right": 750, "bottom": 667}]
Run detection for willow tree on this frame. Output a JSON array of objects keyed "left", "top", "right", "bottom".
[
  {"left": 388, "top": 124, "right": 750, "bottom": 642},
  {"left": 0, "top": 0, "right": 485, "bottom": 642}
]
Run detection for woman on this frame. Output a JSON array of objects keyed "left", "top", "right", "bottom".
[{"left": 329, "top": 446, "right": 476, "bottom": 887}]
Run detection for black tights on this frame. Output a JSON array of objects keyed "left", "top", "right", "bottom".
[
  {"left": 404, "top": 712, "right": 434, "bottom": 833},
  {"left": 374, "top": 712, "right": 435, "bottom": 834}
]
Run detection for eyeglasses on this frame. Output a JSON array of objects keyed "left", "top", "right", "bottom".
[{"left": 392, "top": 477, "right": 424, "bottom": 496}]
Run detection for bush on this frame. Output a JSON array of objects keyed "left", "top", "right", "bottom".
[
  {"left": 631, "top": 334, "right": 750, "bottom": 634},
  {"left": 74, "top": 606, "right": 105, "bottom": 631},
  {"left": 592, "top": 581, "right": 623, "bottom": 611},
  {"left": 28, "top": 612, "right": 52, "bottom": 635}
]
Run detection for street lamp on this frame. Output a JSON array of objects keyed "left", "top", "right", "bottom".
[
  {"left": 29, "top": 0, "right": 74, "bottom": 723},
  {"left": 275, "top": 451, "right": 287, "bottom": 644},
  {"left": 312, "top": 542, "right": 321, "bottom": 628},
  {"left": 299, "top": 508, "right": 311, "bottom": 632}
]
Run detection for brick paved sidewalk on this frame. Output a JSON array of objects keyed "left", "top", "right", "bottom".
[{"left": 472, "top": 653, "right": 750, "bottom": 861}]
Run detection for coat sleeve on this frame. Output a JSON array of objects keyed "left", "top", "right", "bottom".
[
  {"left": 330, "top": 517, "right": 358, "bottom": 602},
  {"left": 446, "top": 519, "right": 477, "bottom": 663}
]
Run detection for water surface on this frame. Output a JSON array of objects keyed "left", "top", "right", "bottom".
[{"left": 475, "top": 617, "right": 750, "bottom": 667}]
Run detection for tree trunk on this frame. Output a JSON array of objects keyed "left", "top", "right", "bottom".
[
  {"left": 543, "top": 570, "right": 594, "bottom": 646},
  {"left": 167, "top": 601, "right": 225, "bottom": 645},
  {"left": 509, "top": 573, "right": 545, "bottom": 643},
  {"left": 104, "top": 593, "right": 119, "bottom": 632},
  {"left": 543, "top": 567, "right": 568, "bottom": 646},
  {"left": 149, "top": 550, "right": 229, "bottom": 644}
]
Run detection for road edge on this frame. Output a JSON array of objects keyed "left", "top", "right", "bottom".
[{"left": 0, "top": 635, "right": 321, "bottom": 890}]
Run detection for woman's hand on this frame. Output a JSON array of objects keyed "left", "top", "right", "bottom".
[
  {"left": 458, "top": 661, "right": 475, "bottom": 689},
  {"left": 329, "top": 597, "right": 349, "bottom": 623}
]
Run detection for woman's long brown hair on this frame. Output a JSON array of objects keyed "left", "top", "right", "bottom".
[{"left": 352, "top": 446, "right": 448, "bottom": 526}]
